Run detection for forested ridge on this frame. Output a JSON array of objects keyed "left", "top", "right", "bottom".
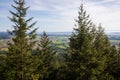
[{"left": 0, "top": 0, "right": 120, "bottom": 80}]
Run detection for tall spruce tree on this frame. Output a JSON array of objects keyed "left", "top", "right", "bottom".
[
  {"left": 6, "top": 0, "right": 37, "bottom": 79},
  {"left": 36, "top": 31, "right": 56, "bottom": 80},
  {"left": 67, "top": 4, "right": 99, "bottom": 80}
]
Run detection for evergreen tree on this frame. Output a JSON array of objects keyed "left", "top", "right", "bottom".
[
  {"left": 94, "top": 24, "right": 111, "bottom": 53},
  {"left": 36, "top": 31, "right": 56, "bottom": 80},
  {"left": 67, "top": 4, "right": 99, "bottom": 80},
  {"left": 94, "top": 25, "right": 120, "bottom": 80},
  {"left": 6, "top": 0, "right": 37, "bottom": 79},
  {"left": 93, "top": 24, "right": 112, "bottom": 79}
]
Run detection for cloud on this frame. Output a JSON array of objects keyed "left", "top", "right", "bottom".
[
  {"left": 101, "top": 0, "right": 120, "bottom": 4},
  {"left": 27, "top": 0, "right": 120, "bottom": 32},
  {"left": 26, "top": 0, "right": 82, "bottom": 32},
  {"left": 85, "top": 0, "right": 120, "bottom": 31}
]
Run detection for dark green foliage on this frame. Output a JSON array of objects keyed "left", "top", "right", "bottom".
[
  {"left": 93, "top": 25, "right": 113, "bottom": 80},
  {"left": 94, "top": 25, "right": 120, "bottom": 80},
  {"left": 104, "top": 45, "right": 120, "bottom": 80},
  {"left": 5, "top": 0, "right": 37, "bottom": 79},
  {"left": 36, "top": 31, "right": 56, "bottom": 79},
  {"left": 0, "top": 53, "right": 7, "bottom": 80},
  {"left": 114, "top": 44, "right": 120, "bottom": 79}
]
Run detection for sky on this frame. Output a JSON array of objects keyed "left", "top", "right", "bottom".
[{"left": 0, "top": 0, "right": 120, "bottom": 32}]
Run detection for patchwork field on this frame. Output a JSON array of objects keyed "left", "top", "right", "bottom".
[{"left": 0, "top": 32, "right": 120, "bottom": 53}]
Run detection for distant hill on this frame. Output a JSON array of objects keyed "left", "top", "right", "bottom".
[
  {"left": 107, "top": 32, "right": 120, "bottom": 40},
  {"left": 0, "top": 32, "right": 10, "bottom": 39},
  {"left": 0, "top": 31, "right": 120, "bottom": 40}
]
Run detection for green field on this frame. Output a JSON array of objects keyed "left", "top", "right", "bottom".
[
  {"left": 110, "top": 40, "right": 120, "bottom": 42},
  {"left": 0, "top": 36, "right": 120, "bottom": 52}
]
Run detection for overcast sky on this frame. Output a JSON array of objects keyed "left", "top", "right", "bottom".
[{"left": 0, "top": 0, "right": 120, "bottom": 32}]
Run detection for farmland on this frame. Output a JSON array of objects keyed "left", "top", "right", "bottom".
[{"left": 0, "top": 32, "right": 120, "bottom": 52}]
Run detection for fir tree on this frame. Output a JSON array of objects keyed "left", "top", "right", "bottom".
[
  {"left": 6, "top": 0, "right": 37, "bottom": 79},
  {"left": 67, "top": 4, "right": 99, "bottom": 80},
  {"left": 94, "top": 24, "right": 112, "bottom": 79},
  {"left": 36, "top": 31, "right": 56, "bottom": 80},
  {"left": 94, "top": 25, "right": 120, "bottom": 80},
  {"left": 94, "top": 24, "right": 111, "bottom": 53}
]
